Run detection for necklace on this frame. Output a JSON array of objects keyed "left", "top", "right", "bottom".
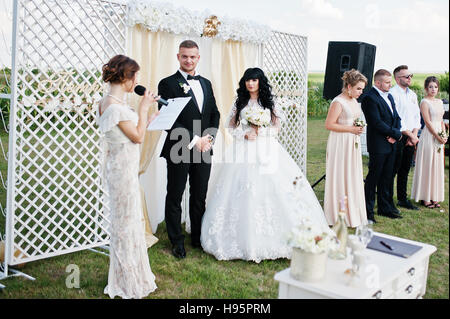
[{"left": 107, "top": 94, "right": 126, "bottom": 104}]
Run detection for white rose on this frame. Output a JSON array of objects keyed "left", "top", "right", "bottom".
[
  {"left": 74, "top": 95, "right": 82, "bottom": 106},
  {"left": 22, "top": 95, "right": 36, "bottom": 108}
]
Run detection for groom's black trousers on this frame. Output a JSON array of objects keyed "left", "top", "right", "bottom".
[{"left": 165, "top": 159, "right": 212, "bottom": 246}]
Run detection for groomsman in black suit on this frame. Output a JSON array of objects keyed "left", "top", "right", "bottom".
[
  {"left": 361, "top": 69, "right": 403, "bottom": 223},
  {"left": 158, "top": 40, "right": 220, "bottom": 259}
]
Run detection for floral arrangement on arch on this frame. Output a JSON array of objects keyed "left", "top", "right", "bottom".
[
  {"left": 127, "top": 0, "right": 272, "bottom": 44},
  {"left": 288, "top": 218, "right": 339, "bottom": 254}
]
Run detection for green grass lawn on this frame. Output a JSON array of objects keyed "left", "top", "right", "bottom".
[{"left": 0, "top": 118, "right": 448, "bottom": 299}]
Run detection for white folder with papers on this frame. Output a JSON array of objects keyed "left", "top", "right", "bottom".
[{"left": 147, "top": 97, "right": 191, "bottom": 131}]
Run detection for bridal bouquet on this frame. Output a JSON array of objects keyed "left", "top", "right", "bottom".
[
  {"left": 436, "top": 129, "right": 449, "bottom": 153},
  {"left": 240, "top": 106, "right": 272, "bottom": 128},
  {"left": 288, "top": 218, "right": 339, "bottom": 254},
  {"left": 353, "top": 118, "right": 367, "bottom": 148}
]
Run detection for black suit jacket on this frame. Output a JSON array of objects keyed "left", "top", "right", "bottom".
[
  {"left": 361, "top": 87, "right": 402, "bottom": 154},
  {"left": 157, "top": 71, "right": 220, "bottom": 160}
]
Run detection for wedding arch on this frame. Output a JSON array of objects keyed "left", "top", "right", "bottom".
[{"left": 0, "top": 0, "right": 307, "bottom": 285}]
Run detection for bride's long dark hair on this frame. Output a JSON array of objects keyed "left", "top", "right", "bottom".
[{"left": 233, "top": 67, "right": 277, "bottom": 126}]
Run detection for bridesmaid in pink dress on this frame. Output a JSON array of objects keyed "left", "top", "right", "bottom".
[
  {"left": 324, "top": 69, "right": 369, "bottom": 227},
  {"left": 411, "top": 76, "right": 447, "bottom": 208}
]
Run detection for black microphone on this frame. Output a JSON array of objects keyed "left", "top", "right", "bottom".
[{"left": 134, "top": 85, "right": 168, "bottom": 106}]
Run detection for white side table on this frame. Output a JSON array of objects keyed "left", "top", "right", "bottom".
[{"left": 274, "top": 232, "right": 437, "bottom": 299}]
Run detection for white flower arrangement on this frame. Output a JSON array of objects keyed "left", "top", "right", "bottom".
[
  {"left": 127, "top": 0, "right": 272, "bottom": 44},
  {"left": 288, "top": 218, "right": 339, "bottom": 254},
  {"left": 241, "top": 105, "right": 272, "bottom": 127},
  {"left": 29, "top": 92, "right": 103, "bottom": 113},
  {"left": 43, "top": 98, "right": 60, "bottom": 112},
  {"left": 22, "top": 95, "right": 36, "bottom": 108}
]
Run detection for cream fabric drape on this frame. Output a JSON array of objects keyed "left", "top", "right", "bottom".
[{"left": 128, "top": 25, "right": 261, "bottom": 233}]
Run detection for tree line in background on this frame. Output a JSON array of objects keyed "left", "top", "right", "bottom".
[{"left": 1, "top": 68, "right": 449, "bottom": 128}]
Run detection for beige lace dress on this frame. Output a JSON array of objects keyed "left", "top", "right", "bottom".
[{"left": 97, "top": 103, "right": 157, "bottom": 299}]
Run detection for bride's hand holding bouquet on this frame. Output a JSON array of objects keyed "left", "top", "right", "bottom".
[{"left": 241, "top": 106, "right": 271, "bottom": 140}]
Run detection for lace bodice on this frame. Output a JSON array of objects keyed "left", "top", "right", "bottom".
[
  {"left": 96, "top": 103, "right": 138, "bottom": 144},
  {"left": 226, "top": 99, "right": 285, "bottom": 139}
]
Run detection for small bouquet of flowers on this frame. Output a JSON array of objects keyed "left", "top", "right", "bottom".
[
  {"left": 353, "top": 118, "right": 366, "bottom": 128},
  {"left": 240, "top": 106, "right": 272, "bottom": 128},
  {"left": 353, "top": 118, "right": 367, "bottom": 148},
  {"left": 287, "top": 218, "right": 339, "bottom": 254},
  {"left": 436, "top": 129, "right": 449, "bottom": 153}
]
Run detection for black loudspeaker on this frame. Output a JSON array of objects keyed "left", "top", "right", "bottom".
[{"left": 323, "top": 41, "right": 376, "bottom": 100}]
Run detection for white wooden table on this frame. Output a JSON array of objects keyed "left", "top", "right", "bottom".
[{"left": 274, "top": 232, "right": 437, "bottom": 299}]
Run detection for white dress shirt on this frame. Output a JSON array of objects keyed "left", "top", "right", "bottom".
[
  {"left": 389, "top": 85, "right": 421, "bottom": 132},
  {"left": 178, "top": 69, "right": 205, "bottom": 150},
  {"left": 178, "top": 69, "right": 204, "bottom": 113},
  {"left": 374, "top": 86, "right": 394, "bottom": 114}
]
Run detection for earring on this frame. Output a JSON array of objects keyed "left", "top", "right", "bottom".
[{"left": 348, "top": 90, "right": 352, "bottom": 98}]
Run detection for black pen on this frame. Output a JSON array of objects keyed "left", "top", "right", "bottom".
[{"left": 380, "top": 240, "right": 394, "bottom": 250}]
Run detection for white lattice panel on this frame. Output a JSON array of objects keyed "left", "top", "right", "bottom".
[
  {"left": 5, "top": 0, "right": 127, "bottom": 265},
  {"left": 263, "top": 31, "right": 308, "bottom": 174}
]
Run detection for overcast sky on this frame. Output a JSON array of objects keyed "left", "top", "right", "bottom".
[{"left": 0, "top": 0, "right": 448, "bottom": 72}]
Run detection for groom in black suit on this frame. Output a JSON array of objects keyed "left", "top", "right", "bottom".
[
  {"left": 361, "top": 69, "right": 403, "bottom": 223},
  {"left": 158, "top": 40, "right": 220, "bottom": 259}
]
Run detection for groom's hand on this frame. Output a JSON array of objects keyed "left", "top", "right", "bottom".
[
  {"left": 386, "top": 136, "right": 396, "bottom": 144},
  {"left": 194, "top": 136, "right": 211, "bottom": 152},
  {"left": 200, "top": 135, "right": 213, "bottom": 152}
]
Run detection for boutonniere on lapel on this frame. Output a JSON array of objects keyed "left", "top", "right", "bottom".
[{"left": 179, "top": 82, "right": 191, "bottom": 95}]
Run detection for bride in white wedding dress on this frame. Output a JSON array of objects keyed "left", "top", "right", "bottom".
[{"left": 200, "top": 68, "right": 331, "bottom": 263}]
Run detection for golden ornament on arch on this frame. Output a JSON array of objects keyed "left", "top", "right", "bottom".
[{"left": 202, "top": 15, "right": 221, "bottom": 38}]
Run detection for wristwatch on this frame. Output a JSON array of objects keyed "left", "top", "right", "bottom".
[{"left": 207, "top": 135, "right": 214, "bottom": 144}]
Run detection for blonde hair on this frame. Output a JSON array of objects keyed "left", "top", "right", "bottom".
[{"left": 341, "top": 69, "right": 368, "bottom": 93}]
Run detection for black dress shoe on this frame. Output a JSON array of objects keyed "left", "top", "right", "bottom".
[
  {"left": 379, "top": 211, "right": 403, "bottom": 219},
  {"left": 398, "top": 200, "right": 419, "bottom": 210},
  {"left": 172, "top": 244, "right": 186, "bottom": 259},
  {"left": 191, "top": 241, "right": 202, "bottom": 249},
  {"left": 367, "top": 213, "right": 376, "bottom": 224}
]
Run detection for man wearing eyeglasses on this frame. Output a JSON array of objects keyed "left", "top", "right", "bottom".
[{"left": 389, "top": 65, "right": 421, "bottom": 211}]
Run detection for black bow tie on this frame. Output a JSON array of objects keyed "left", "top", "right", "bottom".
[{"left": 187, "top": 75, "right": 200, "bottom": 80}]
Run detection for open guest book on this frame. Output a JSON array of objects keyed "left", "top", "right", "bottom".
[{"left": 367, "top": 235, "right": 422, "bottom": 258}]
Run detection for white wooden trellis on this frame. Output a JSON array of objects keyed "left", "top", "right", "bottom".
[
  {"left": 263, "top": 31, "right": 308, "bottom": 175},
  {"left": 1, "top": 0, "right": 127, "bottom": 281},
  {"left": 1, "top": 0, "right": 308, "bottom": 287}
]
